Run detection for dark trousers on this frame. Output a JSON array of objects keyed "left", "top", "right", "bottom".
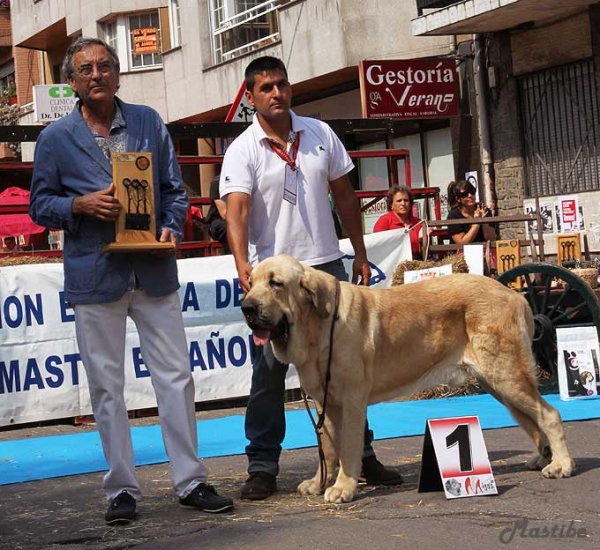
[{"left": 244, "top": 258, "right": 375, "bottom": 475}]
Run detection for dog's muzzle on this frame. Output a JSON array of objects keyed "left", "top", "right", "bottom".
[{"left": 241, "top": 299, "right": 289, "bottom": 346}]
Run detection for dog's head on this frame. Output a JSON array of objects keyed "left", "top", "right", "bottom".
[{"left": 241, "top": 255, "right": 337, "bottom": 359}]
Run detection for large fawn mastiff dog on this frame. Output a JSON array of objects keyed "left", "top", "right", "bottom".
[{"left": 241, "top": 254, "right": 574, "bottom": 503}]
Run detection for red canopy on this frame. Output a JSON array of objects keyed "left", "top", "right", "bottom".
[{"left": 0, "top": 186, "right": 46, "bottom": 239}]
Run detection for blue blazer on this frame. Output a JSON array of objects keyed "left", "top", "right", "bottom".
[{"left": 29, "top": 98, "right": 189, "bottom": 304}]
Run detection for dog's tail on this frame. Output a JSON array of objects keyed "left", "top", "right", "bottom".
[
  {"left": 513, "top": 294, "right": 539, "bottom": 377},
  {"left": 515, "top": 293, "right": 535, "bottom": 342}
]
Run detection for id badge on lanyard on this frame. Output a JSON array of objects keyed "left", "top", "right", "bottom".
[
  {"left": 269, "top": 132, "right": 300, "bottom": 206},
  {"left": 283, "top": 164, "right": 298, "bottom": 205}
]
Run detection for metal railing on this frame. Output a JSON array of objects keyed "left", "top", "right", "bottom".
[
  {"left": 416, "top": 0, "right": 461, "bottom": 16},
  {"left": 213, "top": 1, "right": 280, "bottom": 33},
  {"left": 212, "top": 0, "right": 293, "bottom": 64}
]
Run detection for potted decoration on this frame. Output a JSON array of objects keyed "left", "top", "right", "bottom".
[{"left": 0, "top": 84, "right": 20, "bottom": 158}]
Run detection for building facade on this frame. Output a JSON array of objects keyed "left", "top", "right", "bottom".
[
  {"left": 15, "top": 0, "right": 600, "bottom": 251},
  {"left": 413, "top": 0, "right": 600, "bottom": 252},
  {"left": 11, "top": 0, "right": 470, "bottom": 213}
]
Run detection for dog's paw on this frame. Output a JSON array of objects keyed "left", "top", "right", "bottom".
[
  {"left": 298, "top": 478, "right": 324, "bottom": 496},
  {"left": 324, "top": 484, "right": 356, "bottom": 504},
  {"left": 525, "top": 453, "right": 550, "bottom": 471},
  {"left": 541, "top": 458, "right": 575, "bottom": 479}
]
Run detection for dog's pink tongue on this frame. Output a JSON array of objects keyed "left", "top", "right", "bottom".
[{"left": 252, "top": 329, "right": 270, "bottom": 346}]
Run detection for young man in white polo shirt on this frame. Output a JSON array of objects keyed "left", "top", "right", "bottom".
[{"left": 221, "top": 56, "right": 403, "bottom": 500}]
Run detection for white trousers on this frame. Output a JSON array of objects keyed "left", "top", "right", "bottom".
[{"left": 74, "top": 290, "right": 208, "bottom": 501}]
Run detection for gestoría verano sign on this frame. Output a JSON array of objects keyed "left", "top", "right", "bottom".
[{"left": 359, "top": 58, "right": 459, "bottom": 119}]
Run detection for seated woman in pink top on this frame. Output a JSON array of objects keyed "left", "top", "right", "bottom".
[{"left": 373, "top": 185, "right": 424, "bottom": 259}]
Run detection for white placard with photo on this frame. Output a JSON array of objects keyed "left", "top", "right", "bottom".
[
  {"left": 404, "top": 263, "right": 452, "bottom": 284},
  {"left": 556, "top": 195, "right": 585, "bottom": 233},
  {"left": 556, "top": 326, "right": 600, "bottom": 401},
  {"left": 523, "top": 197, "right": 558, "bottom": 238}
]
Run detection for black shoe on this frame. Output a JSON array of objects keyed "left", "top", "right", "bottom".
[
  {"left": 361, "top": 455, "right": 403, "bottom": 486},
  {"left": 240, "top": 472, "right": 277, "bottom": 500},
  {"left": 179, "top": 483, "right": 234, "bottom": 513},
  {"left": 105, "top": 490, "right": 136, "bottom": 525}
]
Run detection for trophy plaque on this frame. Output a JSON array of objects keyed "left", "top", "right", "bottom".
[{"left": 103, "top": 152, "right": 175, "bottom": 253}]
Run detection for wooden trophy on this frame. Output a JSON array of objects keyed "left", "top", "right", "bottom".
[
  {"left": 556, "top": 233, "right": 581, "bottom": 267},
  {"left": 103, "top": 152, "right": 175, "bottom": 253},
  {"left": 495, "top": 239, "right": 521, "bottom": 288}
]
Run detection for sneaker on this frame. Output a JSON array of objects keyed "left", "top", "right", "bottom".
[
  {"left": 179, "top": 483, "right": 234, "bottom": 513},
  {"left": 105, "top": 490, "right": 136, "bottom": 525},
  {"left": 240, "top": 472, "right": 277, "bottom": 500},
  {"left": 361, "top": 455, "right": 403, "bottom": 486}
]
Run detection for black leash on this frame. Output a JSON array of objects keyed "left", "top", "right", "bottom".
[{"left": 301, "top": 278, "right": 341, "bottom": 491}]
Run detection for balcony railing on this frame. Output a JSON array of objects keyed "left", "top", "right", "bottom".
[
  {"left": 416, "top": 0, "right": 461, "bottom": 16},
  {"left": 212, "top": 0, "right": 293, "bottom": 64}
]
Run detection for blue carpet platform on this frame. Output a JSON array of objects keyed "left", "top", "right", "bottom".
[{"left": 2, "top": 393, "right": 600, "bottom": 486}]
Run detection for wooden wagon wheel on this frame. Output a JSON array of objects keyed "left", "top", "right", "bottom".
[{"left": 497, "top": 263, "right": 600, "bottom": 386}]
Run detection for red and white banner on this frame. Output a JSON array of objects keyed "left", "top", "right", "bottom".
[{"left": 359, "top": 58, "right": 459, "bottom": 119}]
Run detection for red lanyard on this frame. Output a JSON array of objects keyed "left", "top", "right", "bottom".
[{"left": 267, "top": 132, "right": 301, "bottom": 171}]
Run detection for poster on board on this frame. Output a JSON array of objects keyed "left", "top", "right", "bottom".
[{"left": 556, "top": 195, "right": 585, "bottom": 233}]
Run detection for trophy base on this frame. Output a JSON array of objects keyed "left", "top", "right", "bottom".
[{"left": 103, "top": 241, "right": 176, "bottom": 253}]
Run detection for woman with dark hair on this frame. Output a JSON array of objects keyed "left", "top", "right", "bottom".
[
  {"left": 446, "top": 180, "right": 496, "bottom": 244},
  {"left": 373, "top": 185, "right": 424, "bottom": 259}
]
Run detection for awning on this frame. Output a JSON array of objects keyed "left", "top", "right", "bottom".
[
  {"left": 1, "top": 185, "right": 30, "bottom": 206},
  {"left": 0, "top": 186, "right": 46, "bottom": 238},
  {"left": 0, "top": 213, "right": 46, "bottom": 239},
  {"left": 411, "top": 0, "right": 598, "bottom": 36}
]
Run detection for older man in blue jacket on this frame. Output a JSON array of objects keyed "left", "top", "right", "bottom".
[{"left": 29, "top": 37, "right": 233, "bottom": 525}]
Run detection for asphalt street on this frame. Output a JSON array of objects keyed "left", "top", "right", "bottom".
[{"left": 1, "top": 403, "right": 599, "bottom": 550}]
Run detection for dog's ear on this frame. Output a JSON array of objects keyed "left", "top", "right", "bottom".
[{"left": 300, "top": 268, "right": 334, "bottom": 319}]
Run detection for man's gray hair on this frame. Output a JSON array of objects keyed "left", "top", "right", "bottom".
[{"left": 62, "top": 37, "right": 120, "bottom": 78}]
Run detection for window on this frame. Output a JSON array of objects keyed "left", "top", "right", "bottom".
[
  {"left": 0, "top": 76, "right": 15, "bottom": 105},
  {"left": 169, "top": 0, "right": 182, "bottom": 48},
  {"left": 423, "top": 127, "right": 454, "bottom": 217},
  {"left": 358, "top": 141, "right": 389, "bottom": 192},
  {"left": 209, "top": 0, "right": 293, "bottom": 64},
  {"left": 0, "top": 62, "right": 15, "bottom": 96},
  {"left": 103, "top": 11, "right": 164, "bottom": 72},
  {"left": 129, "top": 12, "right": 162, "bottom": 69},
  {"left": 518, "top": 60, "right": 600, "bottom": 197},
  {"left": 394, "top": 134, "right": 425, "bottom": 188},
  {"left": 105, "top": 21, "right": 118, "bottom": 52}
]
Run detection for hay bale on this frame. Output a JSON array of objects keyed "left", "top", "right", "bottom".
[
  {"left": 391, "top": 254, "right": 469, "bottom": 286},
  {"left": 0, "top": 255, "right": 63, "bottom": 267},
  {"left": 410, "top": 366, "right": 551, "bottom": 400},
  {"left": 571, "top": 268, "right": 598, "bottom": 289},
  {"left": 409, "top": 378, "right": 482, "bottom": 400}
]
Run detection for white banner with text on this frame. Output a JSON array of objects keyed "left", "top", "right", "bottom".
[{"left": 0, "top": 230, "right": 410, "bottom": 426}]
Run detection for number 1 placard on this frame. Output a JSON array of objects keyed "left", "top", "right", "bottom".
[{"left": 418, "top": 416, "right": 498, "bottom": 499}]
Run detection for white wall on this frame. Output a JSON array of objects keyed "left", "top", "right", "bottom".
[
  {"left": 11, "top": 0, "right": 66, "bottom": 46},
  {"left": 118, "top": 70, "right": 167, "bottom": 118}
]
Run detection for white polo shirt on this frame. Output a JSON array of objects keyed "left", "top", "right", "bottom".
[{"left": 220, "top": 110, "right": 354, "bottom": 266}]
